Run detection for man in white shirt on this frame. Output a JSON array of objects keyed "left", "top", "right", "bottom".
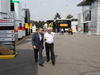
[{"left": 44, "top": 27, "right": 55, "bottom": 65}]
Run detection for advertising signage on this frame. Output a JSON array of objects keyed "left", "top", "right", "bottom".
[
  {"left": 60, "top": 24, "right": 68, "bottom": 27},
  {"left": 0, "top": 19, "right": 14, "bottom": 22},
  {"left": 0, "top": 19, "right": 15, "bottom": 55}
]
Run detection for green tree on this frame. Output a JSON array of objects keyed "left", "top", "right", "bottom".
[
  {"left": 34, "top": 21, "right": 45, "bottom": 28},
  {"left": 66, "top": 14, "right": 73, "bottom": 19},
  {"left": 54, "top": 13, "right": 61, "bottom": 19}
]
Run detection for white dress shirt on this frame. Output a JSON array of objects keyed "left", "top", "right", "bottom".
[
  {"left": 38, "top": 33, "right": 42, "bottom": 41},
  {"left": 44, "top": 32, "right": 55, "bottom": 44}
]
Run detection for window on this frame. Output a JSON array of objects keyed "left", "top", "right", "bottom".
[
  {"left": 83, "top": 10, "right": 91, "bottom": 21},
  {"left": 24, "top": 24, "right": 25, "bottom": 29},
  {"left": 90, "top": 0, "right": 98, "bottom": 9},
  {"left": 19, "top": 23, "right": 22, "bottom": 29},
  {"left": 83, "top": 6, "right": 90, "bottom": 12}
]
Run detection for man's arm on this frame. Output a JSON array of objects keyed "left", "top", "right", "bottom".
[
  {"left": 42, "top": 33, "right": 44, "bottom": 44},
  {"left": 32, "top": 33, "right": 36, "bottom": 48}
]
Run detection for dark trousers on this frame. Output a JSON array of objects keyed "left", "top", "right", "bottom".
[
  {"left": 68, "top": 31, "right": 73, "bottom": 35},
  {"left": 61, "top": 31, "right": 64, "bottom": 35},
  {"left": 45, "top": 43, "right": 55, "bottom": 64},
  {"left": 34, "top": 47, "right": 43, "bottom": 64}
]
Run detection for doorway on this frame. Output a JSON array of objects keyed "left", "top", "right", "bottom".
[{"left": 84, "top": 23, "right": 88, "bottom": 33}]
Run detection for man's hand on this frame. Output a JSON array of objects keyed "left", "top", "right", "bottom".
[
  {"left": 33, "top": 46, "right": 36, "bottom": 49},
  {"left": 44, "top": 39, "right": 47, "bottom": 41}
]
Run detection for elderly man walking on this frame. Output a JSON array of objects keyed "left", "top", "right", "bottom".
[
  {"left": 32, "top": 28, "right": 44, "bottom": 67},
  {"left": 44, "top": 27, "right": 55, "bottom": 65}
]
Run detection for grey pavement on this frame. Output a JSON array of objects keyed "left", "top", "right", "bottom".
[{"left": 0, "top": 33, "right": 100, "bottom": 75}]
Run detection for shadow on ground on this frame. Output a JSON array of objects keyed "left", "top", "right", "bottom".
[{"left": 0, "top": 49, "right": 38, "bottom": 75}]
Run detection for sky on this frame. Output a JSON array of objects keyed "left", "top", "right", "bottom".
[{"left": 20, "top": 0, "right": 83, "bottom": 21}]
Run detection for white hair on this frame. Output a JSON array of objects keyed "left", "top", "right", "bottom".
[{"left": 47, "top": 27, "right": 52, "bottom": 31}]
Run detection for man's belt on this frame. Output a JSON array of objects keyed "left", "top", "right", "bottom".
[{"left": 46, "top": 42, "right": 54, "bottom": 45}]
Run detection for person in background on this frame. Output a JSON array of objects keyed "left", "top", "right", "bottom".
[
  {"left": 56, "top": 29, "right": 57, "bottom": 33},
  {"left": 61, "top": 28, "right": 64, "bottom": 35},
  {"left": 44, "top": 27, "right": 55, "bottom": 66},
  {"left": 32, "top": 28, "right": 44, "bottom": 67},
  {"left": 71, "top": 29, "right": 73, "bottom": 35},
  {"left": 68, "top": 28, "right": 71, "bottom": 35}
]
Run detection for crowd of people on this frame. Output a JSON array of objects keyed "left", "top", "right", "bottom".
[{"left": 59, "top": 28, "right": 73, "bottom": 35}]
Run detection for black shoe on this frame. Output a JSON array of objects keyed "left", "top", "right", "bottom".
[
  {"left": 52, "top": 62, "right": 55, "bottom": 66},
  {"left": 47, "top": 59, "right": 50, "bottom": 62},
  {"left": 39, "top": 64, "right": 44, "bottom": 67},
  {"left": 35, "top": 60, "right": 38, "bottom": 63}
]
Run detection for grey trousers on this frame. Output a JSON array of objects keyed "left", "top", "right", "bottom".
[{"left": 34, "top": 47, "right": 43, "bottom": 64}]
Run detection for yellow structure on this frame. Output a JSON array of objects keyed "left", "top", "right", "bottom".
[
  {"left": 30, "top": 23, "right": 32, "bottom": 29},
  {"left": 25, "top": 23, "right": 29, "bottom": 29},
  {"left": 0, "top": 52, "right": 17, "bottom": 59}
]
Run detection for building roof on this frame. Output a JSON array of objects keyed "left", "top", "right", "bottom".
[{"left": 77, "top": 0, "right": 95, "bottom": 6}]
